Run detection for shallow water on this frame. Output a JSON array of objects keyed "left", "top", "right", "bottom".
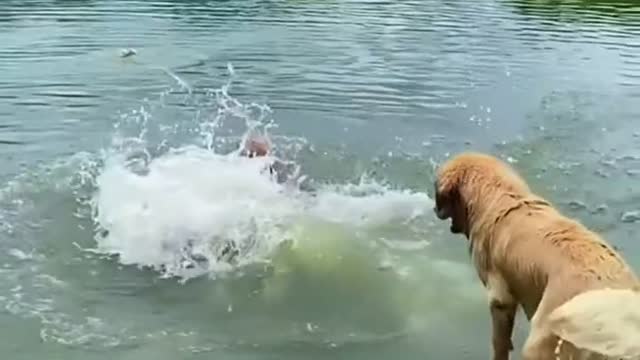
[{"left": 1, "top": 0, "right": 640, "bottom": 359}]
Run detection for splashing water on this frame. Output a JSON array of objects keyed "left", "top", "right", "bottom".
[
  {"left": 0, "top": 65, "right": 480, "bottom": 352},
  {"left": 88, "top": 65, "right": 435, "bottom": 282},
  {"left": 92, "top": 147, "right": 299, "bottom": 278}
]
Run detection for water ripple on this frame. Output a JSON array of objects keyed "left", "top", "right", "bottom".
[{"left": 1, "top": 1, "right": 640, "bottom": 359}]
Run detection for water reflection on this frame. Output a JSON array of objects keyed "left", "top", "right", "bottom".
[{"left": 507, "top": 0, "right": 640, "bottom": 26}]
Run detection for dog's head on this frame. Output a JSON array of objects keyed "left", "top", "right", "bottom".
[
  {"left": 433, "top": 159, "right": 468, "bottom": 235},
  {"left": 433, "top": 152, "right": 529, "bottom": 237},
  {"left": 242, "top": 134, "right": 271, "bottom": 158}
]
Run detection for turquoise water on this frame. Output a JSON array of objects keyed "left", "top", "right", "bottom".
[{"left": 1, "top": 0, "right": 640, "bottom": 359}]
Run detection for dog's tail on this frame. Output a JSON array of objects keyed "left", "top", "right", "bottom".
[{"left": 548, "top": 287, "right": 640, "bottom": 359}]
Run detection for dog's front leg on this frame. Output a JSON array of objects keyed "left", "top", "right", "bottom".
[
  {"left": 490, "top": 299, "right": 516, "bottom": 360},
  {"left": 487, "top": 273, "right": 516, "bottom": 360}
]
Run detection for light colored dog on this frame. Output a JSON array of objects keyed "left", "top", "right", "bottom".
[{"left": 432, "top": 152, "right": 640, "bottom": 360}]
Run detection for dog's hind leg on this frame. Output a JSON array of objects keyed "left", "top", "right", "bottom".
[{"left": 522, "top": 291, "right": 568, "bottom": 360}]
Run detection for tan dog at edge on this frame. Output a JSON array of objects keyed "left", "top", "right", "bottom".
[{"left": 432, "top": 152, "right": 640, "bottom": 360}]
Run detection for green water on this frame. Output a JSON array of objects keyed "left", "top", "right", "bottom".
[{"left": 1, "top": 0, "right": 640, "bottom": 359}]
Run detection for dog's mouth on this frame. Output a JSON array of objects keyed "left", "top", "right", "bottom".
[
  {"left": 449, "top": 222, "right": 462, "bottom": 234},
  {"left": 434, "top": 206, "right": 462, "bottom": 234}
]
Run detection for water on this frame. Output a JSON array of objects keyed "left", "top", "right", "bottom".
[{"left": 1, "top": 0, "right": 640, "bottom": 359}]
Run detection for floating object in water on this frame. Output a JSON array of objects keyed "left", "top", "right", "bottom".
[
  {"left": 376, "top": 261, "right": 394, "bottom": 272},
  {"left": 621, "top": 210, "right": 640, "bottom": 223},
  {"left": 119, "top": 48, "right": 137, "bottom": 58},
  {"left": 567, "top": 200, "right": 587, "bottom": 211}
]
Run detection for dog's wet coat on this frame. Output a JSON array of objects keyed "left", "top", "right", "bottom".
[{"left": 433, "top": 152, "right": 639, "bottom": 360}]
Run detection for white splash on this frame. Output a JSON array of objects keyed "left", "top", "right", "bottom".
[
  {"left": 90, "top": 144, "right": 433, "bottom": 280},
  {"left": 92, "top": 146, "right": 296, "bottom": 278},
  {"left": 89, "top": 65, "right": 435, "bottom": 281},
  {"left": 309, "top": 181, "right": 432, "bottom": 226}
]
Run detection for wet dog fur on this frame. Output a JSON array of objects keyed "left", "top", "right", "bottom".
[{"left": 433, "top": 152, "right": 639, "bottom": 360}]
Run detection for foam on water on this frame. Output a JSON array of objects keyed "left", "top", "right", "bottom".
[
  {"left": 89, "top": 67, "right": 435, "bottom": 281},
  {"left": 93, "top": 145, "right": 298, "bottom": 278},
  {"left": 309, "top": 181, "right": 431, "bottom": 226},
  {"left": 91, "top": 144, "right": 433, "bottom": 280}
]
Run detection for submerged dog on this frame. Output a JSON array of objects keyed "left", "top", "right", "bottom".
[
  {"left": 433, "top": 152, "right": 640, "bottom": 360},
  {"left": 180, "top": 134, "right": 313, "bottom": 269},
  {"left": 240, "top": 133, "right": 312, "bottom": 191}
]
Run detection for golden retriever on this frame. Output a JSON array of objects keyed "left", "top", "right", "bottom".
[{"left": 433, "top": 152, "right": 640, "bottom": 360}]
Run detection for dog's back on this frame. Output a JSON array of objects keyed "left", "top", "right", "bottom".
[{"left": 489, "top": 197, "right": 637, "bottom": 320}]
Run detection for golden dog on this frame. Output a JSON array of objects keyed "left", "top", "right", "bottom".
[{"left": 433, "top": 152, "right": 640, "bottom": 360}]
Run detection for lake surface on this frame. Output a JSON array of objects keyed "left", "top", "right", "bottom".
[{"left": 1, "top": 0, "right": 640, "bottom": 359}]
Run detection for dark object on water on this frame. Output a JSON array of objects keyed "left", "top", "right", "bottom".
[
  {"left": 120, "top": 48, "right": 137, "bottom": 58},
  {"left": 179, "top": 239, "right": 241, "bottom": 269},
  {"left": 217, "top": 241, "right": 240, "bottom": 263}
]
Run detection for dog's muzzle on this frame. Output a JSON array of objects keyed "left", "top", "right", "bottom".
[{"left": 434, "top": 206, "right": 449, "bottom": 220}]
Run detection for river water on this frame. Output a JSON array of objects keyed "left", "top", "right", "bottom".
[{"left": 1, "top": 0, "right": 640, "bottom": 359}]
